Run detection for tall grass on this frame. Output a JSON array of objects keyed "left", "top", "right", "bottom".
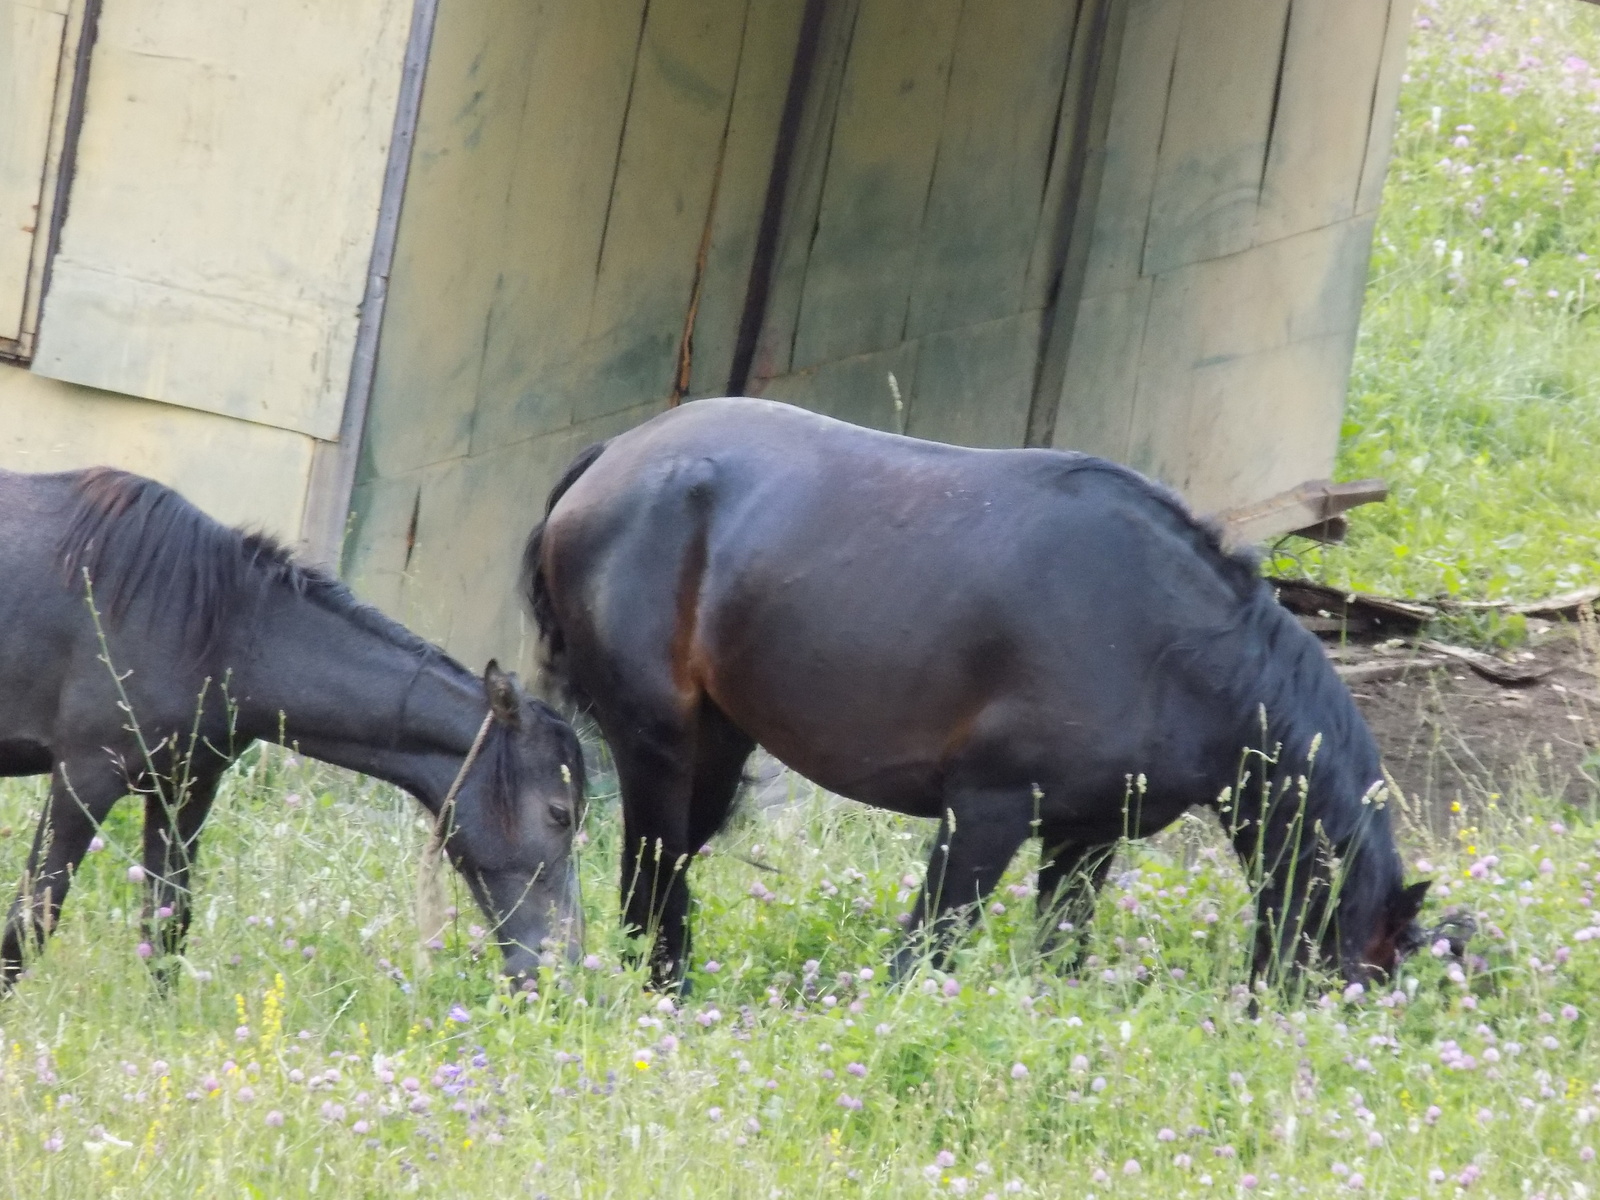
[
  {"left": 0, "top": 738, "right": 1598, "bottom": 1198},
  {"left": 1273, "top": 0, "right": 1600, "bottom": 603},
  {"left": 4, "top": 3, "right": 1600, "bottom": 1197}
]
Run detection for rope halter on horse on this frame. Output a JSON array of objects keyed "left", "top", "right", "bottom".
[{"left": 415, "top": 712, "right": 495, "bottom": 954}]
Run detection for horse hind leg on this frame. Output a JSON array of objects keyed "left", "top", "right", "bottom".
[
  {"left": 891, "top": 788, "right": 1034, "bottom": 980},
  {"left": 1035, "top": 832, "right": 1117, "bottom": 971},
  {"left": 610, "top": 698, "right": 753, "bottom": 994},
  {"left": 1, "top": 763, "right": 125, "bottom": 987}
]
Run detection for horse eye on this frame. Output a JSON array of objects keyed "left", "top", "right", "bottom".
[{"left": 547, "top": 802, "right": 572, "bottom": 829}]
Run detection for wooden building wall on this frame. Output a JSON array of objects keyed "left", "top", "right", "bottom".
[
  {"left": 1052, "top": 0, "right": 1415, "bottom": 511},
  {"left": 0, "top": 0, "right": 412, "bottom": 538},
  {"left": 350, "top": 0, "right": 1414, "bottom": 674}
]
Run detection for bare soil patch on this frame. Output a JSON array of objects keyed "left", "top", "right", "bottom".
[{"left": 1337, "top": 625, "right": 1600, "bottom": 829}]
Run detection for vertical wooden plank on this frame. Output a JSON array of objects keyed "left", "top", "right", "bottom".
[
  {"left": 747, "top": 0, "right": 860, "bottom": 386},
  {"left": 1051, "top": 278, "right": 1151, "bottom": 459},
  {"left": 468, "top": 0, "right": 648, "bottom": 447},
  {"left": 33, "top": 0, "right": 414, "bottom": 437},
  {"left": 755, "top": 341, "right": 918, "bottom": 433},
  {"left": 1356, "top": 0, "right": 1417, "bottom": 216},
  {"left": 0, "top": 3, "right": 66, "bottom": 341},
  {"left": 907, "top": 311, "right": 1041, "bottom": 448},
  {"left": 902, "top": 0, "right": 1075, "bottom": 339},
  {"left": 1255, "top": 0, "right": 1388, "bottom": 245},
  {"left": 1026, "top": 0, "right": 1126, "bottom": 448},
  {"left": 572, "top": 0, "right": 752, "bottom": 423},
  {"left": 1074, "top": 0, "right": 1182, "bottom": 300},
  {"left": 1140, "top": 0, "right": 1292, "bottom": 277},
  {"left": 684, "top": 0, "right": 807, "bottom": 399},
  {"left": 1127, "top": 216, "right": 1374, "bottom": 503},
  {"left": 362, "top": 0, "right": 544, "bottom": 481},
  {"left": 788, "top": 0, "right": 962, "bottom": 370}
]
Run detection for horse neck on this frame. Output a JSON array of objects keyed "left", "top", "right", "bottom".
[
  {"left": 1243, "top": 600, "right": 1401, "bottom": 928},
  {"left": 230, "top": 589, "right": 486, "bottom": 812}
]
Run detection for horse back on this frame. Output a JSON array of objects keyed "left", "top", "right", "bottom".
[{"left": 538, "top": 400, "right": 1269, "bottom": 816}]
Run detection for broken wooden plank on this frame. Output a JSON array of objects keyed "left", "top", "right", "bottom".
[
  {"left": 1269, "top": 577, "right": 1437, "bottom": 639},
  {"left": 1337, "top": 655, "right": 1451, "bottom": 687},
  {"left": 1216, "top": 476, "right": 1388, "bottom": 550},
  {"left": 1419, "top": 640, "right": 1557, "bottom": 687}
]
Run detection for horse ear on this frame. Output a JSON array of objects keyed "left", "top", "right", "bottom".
[
  {"left": 484, "top": 659, "right": 521, "bottom": 727},
  {"left": 1394, "top": 880, "right": 1431, "bottom": 924}
]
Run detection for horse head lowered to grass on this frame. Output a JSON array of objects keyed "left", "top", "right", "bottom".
[
  {"left": 0, "top": 467, "right": 585, "bottom": 986},
  {"left": 523, "top": 397, "right": 1464, "bottom": 992}
]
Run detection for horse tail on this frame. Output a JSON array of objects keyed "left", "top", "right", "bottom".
[{"left": 521, "top": 440, "right": 610, "bottom": 711}]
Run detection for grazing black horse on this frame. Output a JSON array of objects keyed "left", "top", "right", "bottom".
[
  {"left": 524, "top": 397, "right": 1442, "bottom": 991},
  {"left": 0, "top": 467, "right": 585, "bottom": 985}
]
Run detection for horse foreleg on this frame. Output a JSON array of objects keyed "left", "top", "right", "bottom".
[
  {"left": 612, "top": 741, "right": 696, "bottom": 993},
  {"left": 892, "top": 791, "right": 1032, "bottom": 980},
  {"left": 139, "top": 770, "right": 223, "bottom": 989},
  {"left": 1035, "top": 834, "right": 1116, "bottom": 970},
  {"left": 1, "top": 764, "right": 124, "bottom": 987}
]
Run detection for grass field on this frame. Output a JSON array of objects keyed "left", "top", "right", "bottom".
[
  {"left": 3, "top": 3, "right": 1600, "bottom": 1197},
  {"left": 1276, "top": 0, "right": 1600, "bottom": 606}
]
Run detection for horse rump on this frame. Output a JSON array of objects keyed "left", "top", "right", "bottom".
[{"left": 521, "top": 439, "right": 610, "bottom": 712}]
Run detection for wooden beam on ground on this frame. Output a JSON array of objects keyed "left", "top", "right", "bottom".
[{"left": 1215, "top": 477, "right": 1388, "bottom": 550}]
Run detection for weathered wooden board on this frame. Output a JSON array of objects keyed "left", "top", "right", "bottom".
[
  {"left": 0, "top": 1, "right": 65, "bottom": 342},
  {"left": 756, "top": 341, "right": 918, "bottom": 434},
  {"left": 907, "top": 311, "right": 1042, "bottom": 448},
  {"left": 1255, "top": 0, "right": 1389, "bottom": 245},
  {"left": 746, "top": 0, "right": 861, "bottom": 386},
  {"left": 1141, "top": 0, "right": 1292, "bottom": 277},
  {"left": 1052, "top": 277, "right": 1152, "bottom": 460},
  {"left": 1162, "top": 333, "right": 1353, "bottom": 511},
  {"left": 361, "top": 0, "right": 548, "bottom": 481},
  {"left": 788, "top": 0, "right": 962, "bottom": 370},
  {"left": 469, "top": 0, "right": 648, "bottom": 450},
  {"left": 1126, "top": 216, "right": 1374, "bottom": 505},
  {"left": 347, "top": 401, "right": 657, "bottom": 668},
  {"left": 684, "top": 0, "right": 808, "bottom": 398},
  {"left": 1357, "top": 0, "right": 1418, "bottom": 216},
  {"left": 0, "top": 365, "right": 313, "bottom": 536},
  {"left": 572, "top": 0, "right": 752, "bottom": 425},
  {"left": 33, "top": 0, "right": 413, "bottom": 438},
  {"left": 903, "top": 0, "right": 1075, "bottom": 339},
  {"left": 1075, "top": 0, "right": 1182, "bottom": 300}
]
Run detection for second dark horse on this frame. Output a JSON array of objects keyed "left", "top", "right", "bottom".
[
  {"left": 0, "top": 467, "right": 586, "bottom": 986},
  {"left": 525, "top": 398, "right": 1440, "bottom": 991}
]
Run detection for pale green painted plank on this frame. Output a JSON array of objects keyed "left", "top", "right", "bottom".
[
  {"left": 364, "top": 0, "right": 546, "bottom": 481},
  {"left": 903, "top": 0, "right": 1075, "bottom": 339},
  {"left": 906, "top": 311, "right": 1042, "bottom": 448},
  {"left": 572, "top": 0, "right": 752, "bottom": 425},
  {"left": 1141, "top": 0, "right": 1292, "bottom": 276},
  {"left": 468, "top": 0, "right": 648, "bottom": 448},
  {"left": 1051, "top": 277, "right": 1151, "bottom": 460},
  {"left": 755, "top": 341, "right": 918, "bottom": 435},
  {"left": 788, "top": 0, "right": 962, "bottom": 370},
  {"left": 1076, "top": 0, "right": 1183, "bottom": 299},
  {"left": 748, "top": 0, "right": 862, "bottom": 386},
  {"left": 1255, "top": 0, "right": 1388, "bottom": 245},
  {"left": 685, "top": 0, "right": 806, "bottom": 399}
]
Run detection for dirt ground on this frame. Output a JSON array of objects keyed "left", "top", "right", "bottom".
[{"left": 1335, "top": 623, "right": 1600, "bottom": 830}]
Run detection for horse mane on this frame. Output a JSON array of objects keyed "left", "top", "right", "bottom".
[
  {"left": 1053, "top": 454, "right": 1403, "bottom": 938},
  {"left": 1055, "top": 455, "right": 1263, "bottom": 600},
  {"left": 60, "top": 467, "right": 446, "bottom": 666},
  {"left": 1219, "top": 584, "right": 1402, "bottom": 942}
]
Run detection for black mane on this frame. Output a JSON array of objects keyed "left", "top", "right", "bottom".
[
  {"left": 1058, "top": 455, "right": 1263, "bottom": 599},
  {"left": 60, "top": 468, "right": 445, "bottom": 665}
]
